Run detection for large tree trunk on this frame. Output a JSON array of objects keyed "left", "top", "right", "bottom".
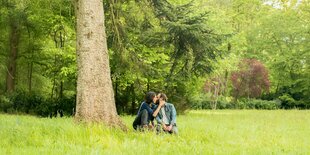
[
  {"left": 130, "top": 83, "right": 136, "bottom": 115},
  {"left": 28, "top": 61, "right": 33, "bottom": 93},
  {"left": 6, "top": 19, "right": 20, "bottom": 93},
  {"left": 74, "top": 0, "right": 125, "bottom": 127}
]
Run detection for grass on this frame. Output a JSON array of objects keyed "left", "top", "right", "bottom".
[{"left": 0, "top": 110, "right": 309, "bottom": 154}]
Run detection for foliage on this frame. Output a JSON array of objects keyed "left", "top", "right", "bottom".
[
  {"left": 144, "top": 0, "right": 222, "bottom": 112},
  {"left": 0, "top": 95, "right": 12, "bottom": 113},
  {"left": 236, "top": 99, "right": 281, "bottom": 110},
  {"left": 203, "top": 75, "right": 228, "bottom": 109},
  {"left": 0, "top": 91, "right": 75, "bottom": 117},
  {"left": 0, "top": 0, "right": 310, "bottom": 115},
  {"left": 279, "top": 94, "right": 310, "bottom": 109},
  {"left": 231, "top": 59, "right": 270, "bottom": 99},
  {"left": 0, "top": 0, "right": 76, "bottom": 96},
  {"left": 190, "top": 96, "right": 281, "bottom": 110}
]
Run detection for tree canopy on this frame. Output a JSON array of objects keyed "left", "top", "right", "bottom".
[{"left": 0, "top": 0, "right": 309, "bottom": 116}]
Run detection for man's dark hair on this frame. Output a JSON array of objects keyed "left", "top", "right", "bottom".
[
  {"left": 145, "top": 91, "right": 156, "bottom": 104},
  {"left": 158, "top": 93, "right": 168, "bottom": 101}
]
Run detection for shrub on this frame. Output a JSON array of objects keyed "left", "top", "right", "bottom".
[
  {"left": 0, "top": 95, "right": 13, "bottom": 112},
  {"left": 0, "top": 91, "right": 76, "bottom": 117},
  {"left": 236, "top": 99, "right": 281, "bottom": 110},
  {"left": 231, "top": 59, "right": 270, "bottom": 99},
  {"left": 278, "top": 94, "right": 309, "bottom": 109}
]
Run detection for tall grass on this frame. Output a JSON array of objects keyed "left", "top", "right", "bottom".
[{"left": 0, "top": 110, "right": 309, "bottom": 154}]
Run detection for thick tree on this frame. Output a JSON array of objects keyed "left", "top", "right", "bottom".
[
  {"left": 74, "top": 0, "right": 124, "bottom": 127},
  {"left": 4, "top": 1, "right": 23, "bottom": 93},
  {"left": 6, "top": 16, "right": 20, "bottom": 93}
]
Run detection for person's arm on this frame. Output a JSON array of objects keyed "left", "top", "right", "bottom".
[
  {"left": 156, "top": 115, "right": 162, "bottom": 124},
  {"left": 170, "top": 104, "right": 177, "bottom": 125},
  {"left": 152, "top": 99, "right": 165, "bottom": 117},
  {"left": 152, "top": 105, "right": 161, "bottom": 117},
  {"left": 142, "top": 102, "right": 154, "bottom": 116},
  {"left": 156, "top": 114, "right": 168, "bottom": 131}
]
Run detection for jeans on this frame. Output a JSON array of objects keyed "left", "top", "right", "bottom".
[{"left": 132, "top": 109, "right": 149, "bottom": 130}]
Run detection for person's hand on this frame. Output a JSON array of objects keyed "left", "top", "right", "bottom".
[
  {"left": 167, "top": 125, "right": 173, "bottom": 131},
  {"left": 162, "top": 124, "right": 168, "bottom": 131}
]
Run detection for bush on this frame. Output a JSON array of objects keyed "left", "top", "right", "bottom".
[
  {"left": 278, "top": 94, "right": 310, "bottom": 109},
  {"left": 235, "top": 99, "right": 281, "bottom": 110},
  {"left": 0, "top": 91, "right": 76, "bottom": 117},
  {"left": 190, "top": 94, "right": 284, "bottom": 110},
  {"left": 279, "top": 94, "right": 298, "bottom": 109},
  {"left": 34, "top": 96, "right": 76, "bottom": 117},
  {"left": 216, "top": 99, "right": 232, "bottom": 109},
  {"left": 9, "top": 91, "right": 44, "bottom": 114},
  {"left": 250, "top": 99, "right": 280, "bottom": 110},
  {"left": 0, "top": 95, "right": 13, "bottom": 112}
]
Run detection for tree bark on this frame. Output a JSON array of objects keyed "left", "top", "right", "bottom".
[
  {"left": 28, "top": 61, "right": 33, "bottom": 93},
  {"left": 74, "top": 0, "right": 125, "bottom": 128},
  {"left": 6, "top": 19, "right": 20, "bottom": 93},
  {"left": 130, "top": 83, "right": 136, "bottom": 115},
  {"left": 59, "top": 81, "right": 63, "bottom": 99}
]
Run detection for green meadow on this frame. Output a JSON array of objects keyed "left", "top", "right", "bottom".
[{"left": 0, "top": 110, "right": 309, "bottom": 154}]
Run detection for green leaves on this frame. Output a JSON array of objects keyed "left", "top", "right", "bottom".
[{"left": 0, "top": 0, "right": 309, "bottom": 114}]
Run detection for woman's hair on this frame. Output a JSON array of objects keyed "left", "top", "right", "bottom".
[
  {"left": 158, "top": 93, "right": 168, "bottom": 101},
  {"left": 144, "top": 91, "right": 156, "bottom": 104}
]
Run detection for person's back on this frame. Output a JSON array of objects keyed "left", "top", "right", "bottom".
[
  {"left": 132, "top": 92, "right": 159, "bottom": 130},
  {"left": 136, "top": 101, "right": 157, "bottom": 117}
]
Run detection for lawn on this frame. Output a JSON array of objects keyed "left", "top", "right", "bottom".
[{"left": 0, "top": 110, "right": 309, "bottom": 154}]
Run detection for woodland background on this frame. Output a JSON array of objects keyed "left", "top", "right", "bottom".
[{"left": 0, "top": 0, "right": 309, "bottom": 116}]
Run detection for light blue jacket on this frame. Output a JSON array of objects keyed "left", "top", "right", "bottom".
[{"left": 156, "top": 103, "right": 177, "bottom": 125}]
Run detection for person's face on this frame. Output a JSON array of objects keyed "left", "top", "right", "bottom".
[
  {"left": 155, "top": 94, "right": 161, "bottom": 104},
  {"left": 153, "top": 95, "right": 158, "bottom": 104}
]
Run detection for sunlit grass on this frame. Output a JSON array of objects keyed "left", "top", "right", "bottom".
[{"left": 0, "top": 110, "right": 309, "bottom": 154}]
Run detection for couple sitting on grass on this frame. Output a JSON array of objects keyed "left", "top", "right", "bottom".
[{"left": 132, "top": 91, "right": 178, "bottom": 134}]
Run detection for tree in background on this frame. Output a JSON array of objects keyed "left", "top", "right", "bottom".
[
  {"left": 231, "top": 59, "right": 270, "bottom": 100},
  {"left": 3, "top": 0, "right": 27, "bottom": 93},
  {"left": 1, "top": 0, "right": 309, "bottom": 114},
  {"left": 104, "top": 0, "right": 169, "bottom": 114},
  {"left": 74, "top": 0, "right": 124, "bottom": 127},
  {"left": 146, "top": 0, "right": 221, "bottom": 111},
  {"left": 204, "top": 75, "right": 227, "bottom": 109},
  {"left": 0, "top": 0, "right": 78, "bottom": 116}
]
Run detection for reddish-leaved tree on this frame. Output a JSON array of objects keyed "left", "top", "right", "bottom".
[{"left": 231, "top": 59, "right": 270, "bottom": 99}]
